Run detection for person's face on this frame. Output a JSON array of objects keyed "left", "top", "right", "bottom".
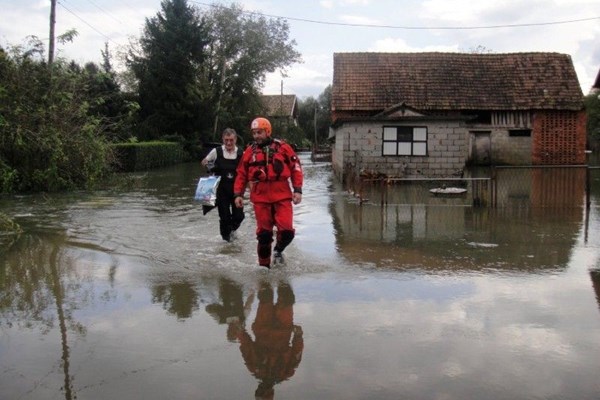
[
  {"left": 223, "top": 134, "right": 236, "bottom": 150},
  {"left": 252, "top": 129, "right": 269, "bottom": 144}
]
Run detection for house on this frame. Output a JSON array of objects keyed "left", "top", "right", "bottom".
[
  {"left": 330, "top": 52, "right": 586, "bottom": 180},
  {"left": 260, "top": 94, "right": 299, "bottom": 130}
]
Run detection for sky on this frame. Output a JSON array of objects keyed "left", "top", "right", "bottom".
[{"left": 1, "top": 0, "right": 599, "bottom": 99}]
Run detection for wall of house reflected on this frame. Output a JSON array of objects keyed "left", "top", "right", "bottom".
[{"left": 330, "top": 167, "right": 587, "bottom": 272}]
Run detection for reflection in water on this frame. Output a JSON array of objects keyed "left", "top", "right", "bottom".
[
  {"left": 151, "top": 281, "right": 200, "bottom": 320},
  {"left": 229, "top": 281, "right": 303, "bottom": 399},
  {"left": 205, "top": 277, "right": 254, "bottom": 341},
  {"left": 591, "top": 270, "right": 600, "bottom": 313},
  {"left": 331, "top": 167, "right": 586, "bottom": 272},
  {"left": 2, "top": 160, "right": 600, "bottom": 399},
  {"left": 0, "top": 232, "right": 92, "bottom": 400}
]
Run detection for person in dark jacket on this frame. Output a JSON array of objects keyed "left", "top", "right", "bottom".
[{"left": 201, "top": 128, "right": 245, "bottom": 241}]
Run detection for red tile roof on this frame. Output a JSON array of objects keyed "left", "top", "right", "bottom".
[
  {"left": 260, "top": 94, "right": 298, "bottom": 117},
  {"left": 332, "top": 52, "right": 584, "bottom": 113}
]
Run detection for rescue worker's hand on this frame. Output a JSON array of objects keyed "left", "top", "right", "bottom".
[
  {"left": 235, "top": 196, "right": 244, "bottom": 208},
  {"left": 293, "top": 192, "right": 302, "bottom": 205}
]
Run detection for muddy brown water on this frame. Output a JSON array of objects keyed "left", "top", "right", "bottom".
[{"left": 1, "top": 154, "right": 600, "bottom": 399}]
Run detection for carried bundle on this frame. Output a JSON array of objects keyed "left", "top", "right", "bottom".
[{"left": 194, "top": 175, "right": 221, "bottom": 214}]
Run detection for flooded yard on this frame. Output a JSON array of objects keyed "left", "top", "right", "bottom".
[{"left": 1, "top": 154, "right": 600, "bottom": 399}]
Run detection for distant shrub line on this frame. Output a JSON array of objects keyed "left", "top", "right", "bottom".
[{"left": 110, "top": 141, "right": 187, "bottom": 172}]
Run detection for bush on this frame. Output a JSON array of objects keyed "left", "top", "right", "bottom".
[
  {"left": 111, "top": 141, "right": 186, "bottom": 171},
  {"left": 0, "top": 43, "right": 112, "bottom": 192}
]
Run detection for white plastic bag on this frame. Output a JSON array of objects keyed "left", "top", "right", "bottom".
[{"left": 194, "top": 175, "right": 221, "bottom": 207}]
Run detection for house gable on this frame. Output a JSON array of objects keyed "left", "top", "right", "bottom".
[{"left": 374, "top": 102, "right": 426, "bottom": 119}]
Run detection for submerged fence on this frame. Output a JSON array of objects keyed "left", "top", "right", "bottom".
[{"left": 344, "top": 165, "right": 595, "bottom": 209}]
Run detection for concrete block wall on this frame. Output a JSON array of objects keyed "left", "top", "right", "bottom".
[
  {"left": 491, "top": 130, "right": 532, "bottom": 165},
  {"left": 332, "top": 121, "right": 469, "bottom": 178}
]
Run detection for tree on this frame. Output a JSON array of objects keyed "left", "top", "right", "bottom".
[
  {"left": 0, "top": 40, "right": 111, "bottom": 192},
  {"left": 297, "top": 85, "right": 332, "bottom": 147},
  {"left": 201, "top": 4, "right": 301, "bottom": 141},
  {"left": 125, "top": 1, "right": 301, "bottom": 145},
  {"left": 316, "top": 85, "right": 332, "bottom": 144},
  {"left": 585, "top": 92, "right": 600, "bottom": 149},
  {"left": 297, "top": 96, "right": 318, "bottom": 144},
  {"left": 127, "top": 0, "right": 210, "bottom": 143}
]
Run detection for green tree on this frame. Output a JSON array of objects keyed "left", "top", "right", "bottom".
[
  {"left": 0, "top": 40, "right": 111, "bottom": 192},
  {"left": 316, "top": 85, "right": 332, "bottom": 144},
  {"left": 81, "top": 52, "right": 139, "bottom": 143},
  {"left": 202, "top": 3, "right": 301, "bottom": 140},
  {"left": 585, "top": 92, "right": 600, "bottom": 146},
  {"left": 127, "top": 0, "right": 210, "bottom": 143},
  {"left": 297, "top": 85, "right": 332, "bottom": 147},
  {"left": 297, "top": 96, "right": 318, "bottom": 144}
]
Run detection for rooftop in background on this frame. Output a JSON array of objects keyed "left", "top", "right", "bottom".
[
  {"left": 260, "top": 94, "right": 298, "bottom": 118},
  {"left": 332, "top": 52, "right": 585, "bottom": 113}
]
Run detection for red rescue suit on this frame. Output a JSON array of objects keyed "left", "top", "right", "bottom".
[{"left": 234, "top": 138, "right": 303, "bottom": 266}]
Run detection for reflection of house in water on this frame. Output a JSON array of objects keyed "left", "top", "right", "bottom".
[
  {"left": 494, "top": 167, "right": 586, "bottom": 209},
  {"left": 330, "top": 168, "right": 585, "bottom": 271}
]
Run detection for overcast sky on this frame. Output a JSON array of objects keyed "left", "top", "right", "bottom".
[{"left": 1, "top": 0, "right": 599, "bottom": 99}]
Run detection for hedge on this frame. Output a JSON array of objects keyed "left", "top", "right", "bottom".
[{"left": 111, "top": 141, "right": 186, "bottom": 172}]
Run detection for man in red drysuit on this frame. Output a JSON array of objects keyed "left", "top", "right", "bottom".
[{"left": 234, "top": 117, "right": 303, "bottom": 268}]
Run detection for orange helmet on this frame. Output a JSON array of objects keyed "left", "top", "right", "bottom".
[{"left": 250, "top": 117, "right": 272, "bottom": 136}]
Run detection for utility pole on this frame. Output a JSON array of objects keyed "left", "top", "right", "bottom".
[
  {"left": 49, "top": 0, "right": 57, "bottom": 65},
  {"left": 313, "top": 104, "right": 318, "bottom": 149}
]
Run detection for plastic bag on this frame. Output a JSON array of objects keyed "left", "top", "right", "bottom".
[{"left": 194, "top": 175, "right": 221, "bottom": 207}]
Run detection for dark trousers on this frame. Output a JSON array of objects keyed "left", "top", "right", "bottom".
[{"left": 217, "top": 182, "right": 245, "bottom": 240}]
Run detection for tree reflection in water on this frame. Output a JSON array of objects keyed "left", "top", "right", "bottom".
[
  {"left": 0, "top": 232, "right": 95, "bottom": 400},
  {"left": 151, "top": 281, "right": 200, "bottom": 320}
]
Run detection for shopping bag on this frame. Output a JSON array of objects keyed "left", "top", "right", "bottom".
[{"left": 194, "top": 175, "right": 221, "bottom": 208}]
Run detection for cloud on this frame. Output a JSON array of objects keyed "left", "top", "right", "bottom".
[
  {"left": 263, "top": 53, "right": 332, "bottom": 98},
  {"left": 340, "top": 0, "right": 371, "bottom": 5},
  {"left": 370, "top": 37, "right": 459, "bottom": 53},
  {"left": 338, "top": 15, "right": 382, "bottom": 25}
]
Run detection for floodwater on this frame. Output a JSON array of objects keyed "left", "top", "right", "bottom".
[{"left": 1, "top": 154, "right": 600, "bottom": 400}]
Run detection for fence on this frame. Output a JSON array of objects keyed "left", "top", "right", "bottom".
[{"left": 343, "top": 165, "right": 595, "bottom": 209}]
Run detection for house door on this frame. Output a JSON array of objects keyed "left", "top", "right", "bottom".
[{"left": 469, "top": 131, "right": 491, "bottom": 166}]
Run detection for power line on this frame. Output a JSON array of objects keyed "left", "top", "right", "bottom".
[
  {"left": 191, "top": 1, "right": 600, "bottom": 30},
  {"left": 57, "top": 0, "right": 121, "bottom": 46},
  {"left": 85, "top": 0, "right": 124, "bottom": 24}
]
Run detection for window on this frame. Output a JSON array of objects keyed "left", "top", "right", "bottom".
[
  {"left": 383, "top": 126, "right": 427, "bottom": 156},
  {"left": 509, "top": 129, "right": 531, "bottom": 137}
]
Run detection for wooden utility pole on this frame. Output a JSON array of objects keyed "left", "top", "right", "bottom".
[
  {"left": 49, "top": 0, "right": 57, "bottom": 65},
  {"left": 313, "top": 104, "right": 318, "bottom": 148}
]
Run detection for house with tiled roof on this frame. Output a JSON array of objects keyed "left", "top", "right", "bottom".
[
  {"left": 331, "top": 52, "right": 586, "bottom": 179},
  {"left": 260, "top": 94, "right": 298, "bottom": 129}
]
